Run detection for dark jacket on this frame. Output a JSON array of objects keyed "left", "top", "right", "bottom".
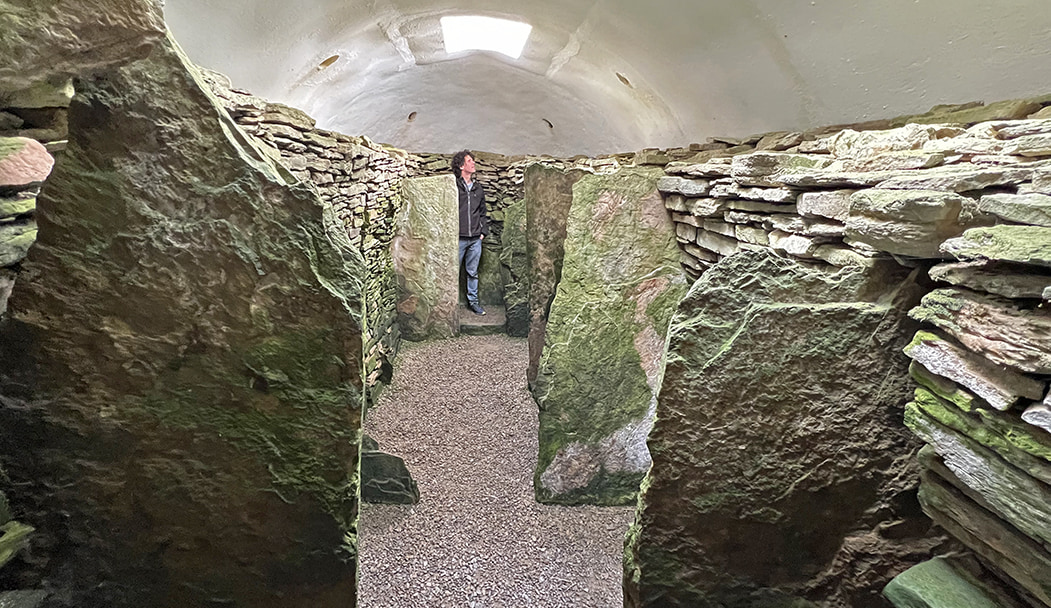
[{"left": 457, "top": 175, "right": 488, "bottom": 238}]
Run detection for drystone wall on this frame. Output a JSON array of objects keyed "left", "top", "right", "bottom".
[
  {"left": 204, "top": 74, "right": 412, "bottom": 398},
  {"left": 628, "top": 96, "right": 1051, "bottom": 607}
]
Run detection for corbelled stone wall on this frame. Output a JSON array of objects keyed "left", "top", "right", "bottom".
[{"left": 628, "top": 97, "right": 1051, "bottom": 607}]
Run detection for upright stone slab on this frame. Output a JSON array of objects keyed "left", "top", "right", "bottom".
[
  {"left": 0, "top": 35, "right": 364, "bottom": 607},
  {"left": 524, "top": 164, "right": 586, "bottom": 386},
  {"left": 499, "top": 199, "right": 529, "bottom": 337},
  {"left": 626, "top": 251, "right": 939, "bottom": 608},
  {"left": 533, "top": 167, "right": 687, "bottom": 505},
  {"left": 392, "top": 175, "right": 458, "bottom": 340}
]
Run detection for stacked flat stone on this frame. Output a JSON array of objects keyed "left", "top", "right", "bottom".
[
  {"left": 0, "top": 136, "right": 52, "bottom": 315},
  {"left": 655, "top": 96, "right": 1051, "bottom": 607}
]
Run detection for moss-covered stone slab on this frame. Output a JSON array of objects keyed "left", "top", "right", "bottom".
[
  {"left": 846, "top": 189, "right": 989, "bottom": 258},
  {"left": 626, "top": 250, "right": 934, "bottom": 608},
  {"left": 0, "top": 195, "right": 34, "bottom": 220},
  {"left": 906, "top": 403, "right": 1051, "bottom": 546},
  {"left": 941, "top": 225, "right": 1051, "bottom": 267},
  {"left": 0, "top": 137, "right": 53, "bottom": 188},
  {"left": 979, "top": 192, "right": 1051, "bottom": 226},
  {"left": 903, "top": 330, "right": 1044, "bottom": 411},
  {"left": 917, "top": 449, "right": 1051, "bottom": 606},
  {"left": 524, "top": 164, "right": 586, "bottom": 386},
  {"left": 498, "top": 199, "right": 528, "bottom": 337},
  {"left": 0, "top": 0, "right": 165, "bottom": 92},
  {"left": 0, "top": 520, "right": 32, "bottom": 570},
  {"left": 882, "top": 557, "right": 1001, "bottom": 608},
  {"left": 392, "top": 175, "right": 458, "bottom": 341},
  {"left": 0, "top": 220, "right": 36, "bottom": 267},
  {"left": 929, "top": 260, "right": 1051, "bottom": 300},
  {"left": 533, "top": 167, "right": 686, "bottom": 506},
  {"left": 910, "top": 288, "right": 1051, "bottom": 374},
  {"left": 909, "top": 361, "right": 983, "bottom": 412},
  {"left": 908, "top": 388, "right": 1051, "bottom": 484},
  {"left": 0, "top": 34, "right": 365, "bottom": 607}
]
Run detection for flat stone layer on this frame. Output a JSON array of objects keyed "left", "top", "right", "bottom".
[{"left": 0, "top": 35, "right": 364, "bottom": 607}]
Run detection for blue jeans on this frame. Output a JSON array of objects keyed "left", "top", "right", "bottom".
[{"left": 458, "top": 236, "right": 482, "bottom": 305}]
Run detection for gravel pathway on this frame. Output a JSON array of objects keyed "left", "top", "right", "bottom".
[{"left": 359, "top": 334, "right": 634, "bottom": 608}]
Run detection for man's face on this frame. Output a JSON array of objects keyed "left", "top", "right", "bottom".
[{"left": 463, "top": 155, "right": 475, "bottom": 175}]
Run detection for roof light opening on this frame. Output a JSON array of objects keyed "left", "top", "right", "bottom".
[{"left": 440, "top": 16, "right": 532, "bottom": 59}]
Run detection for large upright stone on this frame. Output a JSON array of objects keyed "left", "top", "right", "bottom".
[
  {"left": 499, "top": 199, "right": 529, "bottom": 337},
  {"left": 0, "top": 35, "right": 365, "bottom": 607},
  {"left": 0, "top": 0, "right": 165, "bottom": 92},
  {"left": 533, "top": 167, "right": 686, "bottom": 505},
  {"left": 392, "top": 175, "right": 458, "bottom": 340},
  {"left": 524, "top": 164, "right": 586, "bottom": 386},
  {"left": 626, "top": 251, "right": 938, "bottom": 608}
]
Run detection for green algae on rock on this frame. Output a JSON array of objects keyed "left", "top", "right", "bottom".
[
  {"left": 626, "top": 250, "right": 937, "bottom": 608},
  {"left": 0, "top": 33, "right": 365, "bottom": 607},
  {"left": 532, "top": 166, "right": 686, "bottom": 506}
]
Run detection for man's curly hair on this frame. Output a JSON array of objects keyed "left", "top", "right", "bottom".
[{"left": 451, "top": 150, "right": 473, "bottom": 175}]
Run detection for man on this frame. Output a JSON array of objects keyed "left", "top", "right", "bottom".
[{"left": 452, "top": 150, "right": 488, "bottom": 315}]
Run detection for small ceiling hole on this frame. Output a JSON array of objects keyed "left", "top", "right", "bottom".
[
  {"left": 542, "top": 118, "right": 553, "bottom": 129},
  {"left": 318, "top": 55, "right": 340, "bottom": 69},
  {"left": 616, "top": 72, "right": 633, "bottom": 88},
  {"left": 407, "top": 111, "right": 417, "bottom": 122}
]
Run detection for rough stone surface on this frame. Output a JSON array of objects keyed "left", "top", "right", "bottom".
[
  {"left": 0, "top": 36, "right": 364, "bottom": 607},
  {"left": 626, "top": 250, "right": 940, "bottom": 608},
  {"left": 903, "top": 330, "right": 1045, "bottom": 411},
  {"left": 0, "top": 195, "right": 34, "bottom": 220},
  {"left": 910, "top": 288, "right": 1051, "bottom": 374},
  {"left": 917, "top": 453, "right": 1051, "bottom": 607},
  {"left": 534, "top": 167, "right": 686, "bottom": 506},
  {"left": 0, "top": 220, "right": 36, "bottom": 267},
  {"left": 0, "top": 0, "right": 166, "bottom": 91},
  {"left": 798, "top": 189, "right": 856, "bottom": 222},
  {"left": 1022, "top": 402, "right": 1051, "bottom": 435},
  {"left": 979, "top": 192, "right": 1051, "bottom": 227},
  {"left": 0, "top": 138, "right": 53, "bottom": 187},
  {"left": 524, "top": 164, "right": 585, "bottom": 386},
  {"left": 498, "top": 199, "right": 529, "bottom": 337},
  {"left": 882, "top": 557, "right": 1001, "bottom": 608},
  {"left": 360, "top": 451, "right": 420, "bottom": 505},
  {"left": 392, "top": 175, "right": 458, "bottom": 340},
  {"left": 846, "top": 189, "right": 987, "bottom": 258},
  {"left": 929, "top": 260, "right": 1051, "bottom": 300},
  {"left": 941, "top": 225, "right": 1051, "bottom": 267}
]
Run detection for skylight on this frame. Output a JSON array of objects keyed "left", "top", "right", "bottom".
[{"left": 440, "top": 16, "right": 532, "bottom": 59}]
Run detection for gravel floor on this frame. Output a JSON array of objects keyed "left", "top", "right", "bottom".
[{"left": 359, "top": 334, "right": 635, "bottom": 608}]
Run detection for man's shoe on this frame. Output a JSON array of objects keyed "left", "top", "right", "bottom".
[{"left": 468, "top": 303, "right": 486, "bottom": 315}]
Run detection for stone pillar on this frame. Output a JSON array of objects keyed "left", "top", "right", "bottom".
[
  {"left": 392, "top": 175, "right": 459, "bottom": 340},
  {"left": 532, "top": 166, "right": 687, "bottom": 505}
]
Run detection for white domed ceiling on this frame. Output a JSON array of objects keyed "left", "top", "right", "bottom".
[{"left": 164, "top": 0, "right": 1051, "bottom": 157}]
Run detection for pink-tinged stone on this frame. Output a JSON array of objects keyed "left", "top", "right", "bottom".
[{"left": 0, "top": 137, "right": 54, "bottom": 187}]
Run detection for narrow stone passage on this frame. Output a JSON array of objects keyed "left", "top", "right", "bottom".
[{"left": 359, "top": 335, "right": 634, "bottom": 608}]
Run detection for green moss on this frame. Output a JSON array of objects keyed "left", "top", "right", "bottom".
[
  {"left": 908, "top": 361, "right": 981, "bottom": 412},
  {"left": 977, "top": 408, "right": 1051, "bottom": 462}
]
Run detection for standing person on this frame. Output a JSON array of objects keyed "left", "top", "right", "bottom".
[{"left": 453, "top": 150, "right": 488, "bottom": 315}]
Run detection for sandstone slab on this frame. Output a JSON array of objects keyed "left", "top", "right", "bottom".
[
  {"left": 0, "top": 195, "right": 34, "bottom": 220},
  {"left": 0, "top": 137, "right": 53, "bottom": 187},
  {"left": 0, "top": 0, "right": 165, "bottom": 91},
  {"left": 979, "top": 192, "right": 1051, "bottom": 226},
  {"left": 929, "top": 260, "right": 1051, "bottom": 300},
  {"left": 498, "top": 199, "right": 529, "bottom": 337},
  {"left": 392, "top": 175, "right": 459, "bottom": 340},
  {"left": 524, "top": 164, "right": 585, "bottom": 386},
  {"left": 626, "top": 250, "right": 930, "bottom": 608},
  {"left": 910, "top": 288, "right": 1051, "bottom": 374},
  {"left": 533, "top": 167, "right": 686, "bottom": 505},
  {"left": 656, "top": 176, "right": 710, "bottom": 197},
  {"left": 903, "top": 330, "right": 1045, "bottom": 411},
  {"left": 882, "top": 557, "right": 1001, "bottom": 608},
  {"left": 941, "top": 225, "right": 1051, "bottom": 267},
  {"left": 0, "top": 35, "right": 365, "bottom": 607},
  {"left": 730, "top": 152, "right": 833, "bottom": 187},
  {"left": 846, "top": 189, "right": 985, "bottom": 258}
]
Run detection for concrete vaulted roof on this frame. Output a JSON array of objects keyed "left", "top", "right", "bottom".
[{"left": 164, "top": 0, "right": 1051, "bottom": 157}]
